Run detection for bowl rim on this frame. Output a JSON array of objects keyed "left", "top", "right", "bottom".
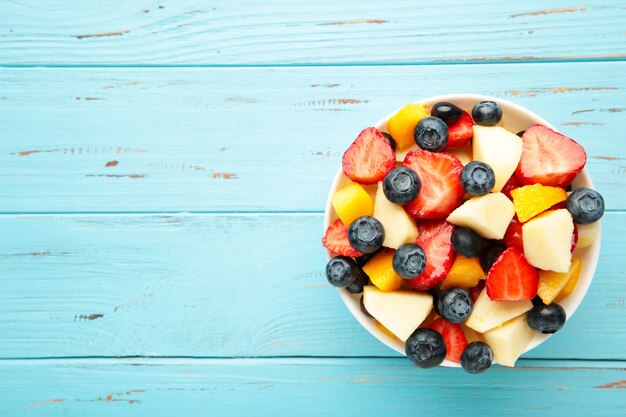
[{"left": 323, "top": 93, "right": 602, "bottom": 367}]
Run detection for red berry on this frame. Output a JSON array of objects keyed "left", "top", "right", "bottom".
[
  {"left": 486, "top": 247, "right": 539, "bottom": 301},
  {"left": 429, "top": 318, "right": 468, "bottom": 363},
  {"left": 503, "top": 216, "right": 524, "bottom": 252},
  {"left": 444, "top": 111, "right": 473, "bottom": 150},
  {"left": 515, "top": 125, "right": 587, "bottom": 188},
  {"left": 322, "top": 219, "right": 364, "bottom": 257},
  {"left": 406, "top": 220, "right": 455, "bottom": 290},
  {"left": 403, "top": 150, "right": 464, "bottom": 219},
  {"left": 468, "top": 281, "right": 486, "bottom": 303},
  {"left": 342, "top": 127, "right": 396, "bottom": 184},
  {"left": 571, "top": 224, "right": 578, "bottom": 253},
  {"left": 501, "top": 175, "right": 519, "bottom": 200}
]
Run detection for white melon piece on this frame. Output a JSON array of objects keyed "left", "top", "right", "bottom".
[
  {"left": 575, "top": 221, "right": 600, "bottom": 249},
  {"left": 465, "top": 289, "right": 533, "bottom": 333},
  {"left": 472, "top": 125, "right": 523, "bottom": 192},
  {"left": 446, "top": 193, "right": 515, "bottom": 239},
  {"left": 373, "top": 182, "right": 419, "bottom": 249},
  {"left": 482, "top": 315, "right": 536, "bottom": 367},
  {"left": 363, "top": 285, "right": 433, "bottom": 341},
  {"left": 523, "top": 209, "right": 574, "bottom": 273},
  {"left": 448, "top": 141, "right": 473, "bottom": 166}
]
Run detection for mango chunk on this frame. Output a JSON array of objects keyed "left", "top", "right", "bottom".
[
  {"left": 331, "top": 181, "right": 374, "bottom": 226},
  {"left": 387, "top": 103, "right": 429, "bottom": 151},
  {"left": 441, "top": 255, "right": 485, "bottom": 289},
  {"left": 543, "top": 258, "right": 582, "bottom": 303},
  {"left": 511, "top": 184, "right": 567, "bottom": 223},
  {"left": 362, "top": 251, "right": 403, "bottom": 292}
]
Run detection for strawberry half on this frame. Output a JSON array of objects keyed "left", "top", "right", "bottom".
[
  {"left": 515, "top": 125, "right": 587, "bottom": 188},
  {"left": 429, "top": 318, "right": 468, "bottom": 363},
  {"left": 501, "top": 175, "right": 519, "bottom": 201},
  {"left": 485, "top": 247, "right": 539, "bottom": 301},
  {"left": 468, "top": 280, "right": 486, "bottom": 303},
  {"left": 444, "top": 111, "right": 473, "bottom": 150},
  {"left": 571, "top": 224, "right": 578, "bottom": 252},
  {"left": 503, "top": 216, "right": 524, "bottom": 252},
  {"left": 322, "top": 219, "right": 364, "bottom": 257},
  {"left": 403, "top": 150, "right": 464, "bottom": 219},
  {"left": 342, "top": 127, "right": 395, "bottom": 184},
  {"left": 406, "top": 220, "right": 455, "bottom": 290}
]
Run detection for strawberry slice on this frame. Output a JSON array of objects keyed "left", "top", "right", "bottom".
[
  {"left": 403, "top": 150, "right": 464, "bottom": 219},
  {"left": 486, "top": 247, "right": 539, "bottom": 301},
  {"left": 503, "top": 216, "right": 524, "bottom": 252},
  {"left": 501, "top": 175, "right": 519, "bottom": 201},
  {"left": 468, "top": 280, "right": 486, "bottom": 303},
  {"left": 406, "top": 220, "right": 455, "bottom": 290},
  {"left": 515, "top": 125, "right": 587, "bottom": 188},
  {"left": 429, "top": 318, "right": 468, "bottom": 363},
  {"left": 322, "top": 219, "right": 365, "bottom": 257},
  {"left": 342, "top": 127, "right": 395, "bottom": 184},
  {"left": 571, "top": 224, "right": 578, "bottom": 252},
  {"left": 444, "top": 111, "right": 473, "bottom": 150}
]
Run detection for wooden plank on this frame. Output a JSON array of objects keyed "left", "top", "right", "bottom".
[
  {"left": 0, "top": 212, "right": 620, "bottom": 359},
  {"left": 0, "top": 1, "right": 625, "bottom": 65},
  {"left": 1, "top": 63, "right": 625, "bottom": 213},
  {"left": 1, "top": 358, "right": 625, "bottom": 416}
]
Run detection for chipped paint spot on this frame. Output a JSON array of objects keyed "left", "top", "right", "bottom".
[
  {"left": 594, "top": 380, "right": 626, "bottom": 389},
  {"left": 11, "top": 149, "right": 60, "bottom": 156},
  {"left": 105, "top": 160, "right": 119, "bottom": 167},
  {"left": 562, "top": 122, "right": 604, "bottom": 126},
  {"left": 31, "top": 399, "right": 64, "bottom": 408},
  {"left": 1, "top": 251, "right": 70, "bottom": 257},
  {"left": 85, "top": 174, "right": 146, "bottom": 179},
  {"left": 293, "top": 98, "right": 368, "bottom": 107},
  {"left": 84, "top": 97, "right": 102, "bottom": 101},
  {"left": 591, "top": 156, "right": 624, "bottom": 161},
  {"left": 609, "top": 107, "right": 625, "bottom": 112},
  {"left": 311, "top": 84, "right": 340, "bottom": 88},
  {"left": 499, "top": 87, "right": 618, "bottom": 97},
  {"left": 572, "top": 109, "right": 595, "bottom": 114},
  {"left": 212, "top": 172, "right": 237, "bottom": 180},
  {"left": 510, "top": 6, "right": 587, "bottom": 18},
  {"left": 225, "top": 97, "right": 257, "bottom": 103},
  {"left": 75, "top": 314, "right": 104, "bottom": 321},
  {"left": 141, "top": 9, "right": 150, "bottom": 13},
  {"left": 465, "top": 53, "right": 626, "bottom": 62},
  {"left": 1, "top": 96, "right": 6, "bottom": 100},
  {"left": 306, "top": 283, "right": 330, "bottom": 289},
  {"left": 318, "top": 19, "right": 388, "bottom": 25},
  {"left": 12, "top": 147, "right": 147, "bottom": 157},
  {"left": 95, "top": 390, "right": 144, "bottom": 403},
  {"left": 607, "top": 298, "right": 625, "bottom": 308},
  {"left": 75, "top": 30, "right": 129, "bottom": 39}
]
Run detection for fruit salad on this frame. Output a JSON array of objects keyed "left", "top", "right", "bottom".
[{"left": 322, "top": 99, "right": 604, "bottom": 374}]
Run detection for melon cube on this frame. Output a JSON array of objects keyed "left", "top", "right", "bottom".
[
  {"left": 446, "top": 193, "right": 515, "bottom": 239},
  {"left": 373, "top": 182, "right": 418, "bottom": 249},
  {"left": 362, "top": 251, "right": 403, "bottom": 292},
  {"left": 482, "top": 315, "right": 536, "bottom": 367},
  {"left": 472, "top": 126, "right": 523, "bottom": 192},
  {"left": 465, "top": 289, "right": 533, "bottom": 333},
  {"left": 523, "top": 209, "right": 574, "bottom": 273},
  {"left": 331, "top": 181, "right": 374, "bottom": 226}
]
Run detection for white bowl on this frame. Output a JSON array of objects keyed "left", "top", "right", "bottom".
[{"left": 324, "top": 94, "right": 601, "bottom": 367}]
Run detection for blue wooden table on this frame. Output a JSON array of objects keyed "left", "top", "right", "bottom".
[{"left": 1, "top": 1, "right": 625, "bottom": 415}]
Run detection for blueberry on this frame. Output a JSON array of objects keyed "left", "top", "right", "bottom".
[
  {"left": 517, "top": 130, "right": 526, "bottom": 137},
  {"left": 527, "top": 303, "right": 566, "bottom": 334},
  {"left": 348, "top": 216, "right": 385, "bottom": 254},
  {"left": 405, "top": 328, "right": 446, "bottom": 368},
  {"left": 461, "top": 341, "right": 493, "bottom": 374},
  {"left": 472, "top": 101, "right": 502, "bottom": 126},
  {"left": 414, "top": 116, "right": 448, "bottom": 151},
  {"left": 360, "top": 295, "right": 373, "bottom": 318},
  {"left": 325, "top": 256, "right": 359, "bottom": 288},
  {"left": 437, "top": 288, "right": 473, "bottom": 323},
  {"left": 431, "top": 102, "right": 463, "bottom": 125},
  {"left": 355, "top": 248, "right": 382, "bottom": 268},
  {"left": 381, "top": 132, "right": 396, "bottom": 151},
  {"left": 480, "top": 241, "right": 506, "bottom": 273},
  {"left": 383, "top": 167, "right": 421, "bottom": 204},
  {"left": 461, "top": 161, "right": 495, "bottom": 196},
  {"left": 566, "top": 188, "right": 605, "bottom": 224},
  {"left": 392, "top": 243, "right": 427, "bottom": 279},
  {"left": 346, "top": 269, "right": 369, "bottom": 294},
  {"left": 532, "top": 295, "right": 543, "bottom": 306},
  {"left": 451, "top": 227, "right": 485, "bottom": 258}
]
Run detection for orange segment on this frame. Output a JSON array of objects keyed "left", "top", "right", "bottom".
[
  {"left": 554, "top": 258, "right": 583, "bottom": 303},
  {"left": 511, "top": 184, "right": 567, "bottom": 223},
  {"left": 362, "top": 251, "right": 403, "bottom": 292},
  {"left": 387, "top": 103, "right": 429, "bottom": 151},
  {"left": 331, "top": 181, "right": 374, "bottom": 226},
  {"left": 440, "top": 255, "right": 485, "bottom": 289},
  {"left": 538, "top": 258, "right": 582, "bottom": 304}
]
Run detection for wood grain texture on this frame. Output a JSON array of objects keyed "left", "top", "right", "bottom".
[
  {"left": 0, "top": 1, "right": 625, "bottom": 65},
  {"left": 0, "top": 212, "right": 620, "bottom": 359},
  {"left": 1, "top": 358, "right": 625, "bottom": 416},
  {"left": 1, "top": 63, "right": 625, "bottom": 213}
]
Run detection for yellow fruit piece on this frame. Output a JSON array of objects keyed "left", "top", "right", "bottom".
[
  {"left": 331, "top": 181, "right": 374, "bottom": 226},
  {"left": 554, "top": 258, "right": 583, "bottom": 303},
  {"left": 362, "top": 251, "right": 403, "bottom": 292},
  {"left": 441, "top": 255, "right": 485, "bottom": 289},
  {"left": 511, "top": 184, "right": 567, "bottom": 223},
  {"left": 375, "top": 320, "right": 401, "bottom": 341},
  {"left": 538, "top": 258, "right": 582, "bottom": 304},
  {"left": 387, "top": 103, "right": 429, "bottom": 151}
]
